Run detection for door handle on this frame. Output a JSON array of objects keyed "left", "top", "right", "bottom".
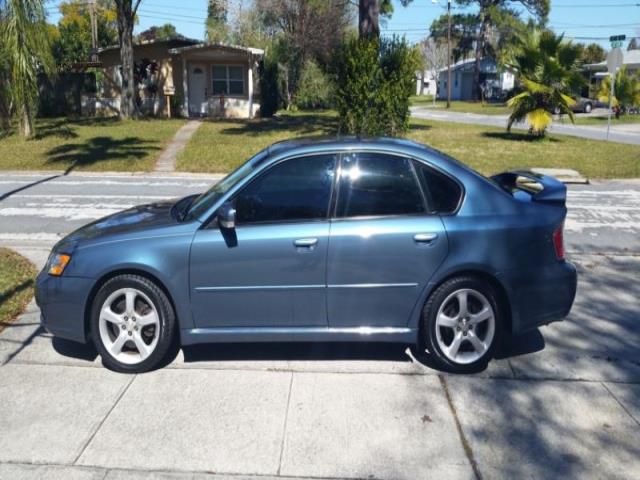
[
  {"left": 414, "top": 233, "right": 438, "bottom": 244},
  {"left": 294, "top": 238, "right": 318, "bottom": 248}
]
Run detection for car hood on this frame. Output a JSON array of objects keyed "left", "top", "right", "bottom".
[{"left": 56, "top": 200, "right": 178, "bottom": 250}]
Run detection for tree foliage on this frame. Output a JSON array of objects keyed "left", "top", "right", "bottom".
[
  {"left": 296, "top": 59, "right": 333, "bottom": 109},
  {"left": 51, "top": 0, "right": 118, "bottom": 70},
  {"left": 505, "top": 28, "right": 583, "bottom": 136},
  {"left": 0, "top": 0, "right": 55, "bottom": 137},
  {"left": 576, "top": 42, "right": 606, "bottom": 65},
  {"left": 137, "top": 23, "right": 181, "bottom": 42},
  {"left": 444, "top": 0, "right": 549, "bottom": 100},
  {"left": 598, "top": 67, "right": 640, "bottom": 112},
  {"left": 206, "top": 0, "right": 229, "bottom": 43},
  {"left": 256, "top": 0, "right": 353, "bottom": 106},
  {"left": 335, "top": 36, "right": 421, "bottom": 136}
]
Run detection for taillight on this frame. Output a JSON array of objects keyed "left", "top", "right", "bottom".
[{"left": 553, "top": 223, "right": 565, "bottom": 260}]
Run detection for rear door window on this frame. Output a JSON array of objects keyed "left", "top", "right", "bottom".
[{"left": 335, "top": 152, "right": 426, "bottom": 218}]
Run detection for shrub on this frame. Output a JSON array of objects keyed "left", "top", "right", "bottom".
[
  {"left": 295, "top": 59, "right": 334, "bottom": 109},
  {"left": 258, "top": 54, "right": 280, "bottom": 117},
  {"left": 335, "top": 36, "right": 421, "bottom": 136}
]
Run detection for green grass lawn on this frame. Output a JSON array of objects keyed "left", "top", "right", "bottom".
[
  {"left": 177, "top": 111, "right": 640, "bottom": 178},
  {"left": 411, "top": 99, "right": 511, "bottom": 116},
  {"left": 410, "top": 95, "right": 435, "bottom": 106},
  {"left": 0, "top": 117, "right": 185, "bottom": 171},
  {"left": 0, "top": 248, "right": 37, "bottom": 334}
]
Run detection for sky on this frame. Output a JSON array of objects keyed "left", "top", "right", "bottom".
[{"left": 44, "top": 0, "right": 640, "bottom": 50}]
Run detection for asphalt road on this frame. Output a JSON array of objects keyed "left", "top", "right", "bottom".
[
  {"left": 1, "top": 172, "right": 639, "bottom": 480},
  {"left": 0, "top": 172, "right": 637, "bottom": 255},
  {"left": 411, "top": 107, "right": 640, "bottom": 145}
]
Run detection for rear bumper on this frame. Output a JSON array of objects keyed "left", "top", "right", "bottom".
[
  {"left": 35, "top": 271, "right": 94, "bottom": 343},
  {"left": 499, "top": 261, "right": 577, "bottom": 334}
]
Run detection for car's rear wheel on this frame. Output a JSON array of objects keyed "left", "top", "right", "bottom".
[
  {"left": 91, "top": 274, "right": 175, "bottom": 373},
  {"left": 584, "top": 102, "right": 592, "bottom": 113},
  {"left": 420, "top": 276, "right": 502, "bottom": 373}
]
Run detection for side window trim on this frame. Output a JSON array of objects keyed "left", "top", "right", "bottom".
[
  {"left": 332, "top": 151, "right": 429, "bottom": 220},
  {"left": 228, "top": 152, "right": 339, "bottom": 227},
  {"left": 408, "top": 157, "right": 432, "bottom": 213}
]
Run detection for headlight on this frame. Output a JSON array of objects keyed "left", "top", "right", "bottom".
[{"left": 48, "top": 253, "right": 71, "bottom": 276}]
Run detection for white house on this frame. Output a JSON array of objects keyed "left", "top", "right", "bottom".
[
  {"left": 95, "top": 38, "right": 264, "bottom": 119},
  {"left": 437, "top": 57, "right": 514, "bottom": 101},
  {"left": 583, "top": 49, "right": 640, "bottom": 93},
  {"left": 415, "top": 70, "right": 438, "bottom": 97}
]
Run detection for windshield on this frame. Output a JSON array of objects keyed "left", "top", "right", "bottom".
[{"left": 186, "top": 148, "right": 270, "bottom": 220}]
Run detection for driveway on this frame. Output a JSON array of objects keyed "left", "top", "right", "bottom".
[
  {"left": 1, "top": 172, "right": 639, "bottom": 479},
  {"left": 411, "top": 107, "right": 640, "bottom": 145}
]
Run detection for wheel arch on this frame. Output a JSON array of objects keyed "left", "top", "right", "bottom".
[
  {"left": 417, "top": 268, "right": 513, "bottom": 335},
  {"left": 84, "top": 268, "right": 180, "bottom": 343}
]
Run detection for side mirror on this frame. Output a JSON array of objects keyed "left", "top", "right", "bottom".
[{"left": 217, "top": 203, "right": 236, "bottom": 229}]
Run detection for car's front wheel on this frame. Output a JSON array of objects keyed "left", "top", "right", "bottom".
[
  {"left": 584, "top": 102, "right": 592, "bottom": 113},
  {"left": 90, "top": 274, "right": 175, "bottom": 373},
  {"left": 420, "top": 276, "right": 502, "bottom": 373}
]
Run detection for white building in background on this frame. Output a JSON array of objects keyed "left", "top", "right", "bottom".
[
  {"left": 437, "top": 57, "right": 515, "bottom": 101},
  {"left": 415, "top": 70, "right": 438, "bottom": 97},
  {"left": 583, "top": 49, "right": 640, "bottom": 95}
]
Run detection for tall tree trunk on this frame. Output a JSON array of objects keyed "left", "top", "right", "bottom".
[
  {"left": 21, "top": 103, "right": 33, "bottom": 138},
  {"left": 472, "top": 9, "right": 490, "bottom": 101},
  {"left": 359, "top": 0, "right": 379, "bottom": 39},
  {"left": 116, "top": 0, "right": 138, "bottom": 119}
]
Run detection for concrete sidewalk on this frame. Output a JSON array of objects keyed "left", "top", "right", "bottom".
[{"left": 1, "top": 253, "right": 639, "bottom": 479}]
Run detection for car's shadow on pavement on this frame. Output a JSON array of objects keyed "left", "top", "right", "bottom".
[{"left": 51, "top": 329, "right": 546, "bottom": 373}]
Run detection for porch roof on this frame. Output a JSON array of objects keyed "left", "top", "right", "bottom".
[{"left": 168, "top": 43, "right": 264, "bottom": 57}]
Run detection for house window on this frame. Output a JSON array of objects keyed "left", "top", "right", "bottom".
[{"left": 212, "top": 65, "right": 245, "bottom": 96}]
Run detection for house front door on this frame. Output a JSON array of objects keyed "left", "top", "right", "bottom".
[{"left": 188, "top": 64, "right": 207, "bottom": 116}]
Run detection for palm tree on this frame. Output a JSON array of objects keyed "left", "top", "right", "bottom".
[
  {"left": 505, "top": 28, "right": 583, "bottom": 136},
  {"left": 1, "top": 0, "right": 54, "bottom": 138},
  {"left": 597, "top": 67, "right": 640, "bottom": 118}
]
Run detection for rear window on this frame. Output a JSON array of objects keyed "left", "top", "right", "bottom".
[{"left": 414, "top": 161, "right": 462, "bottom": 213}]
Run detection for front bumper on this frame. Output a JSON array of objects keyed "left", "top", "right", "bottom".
[
  {"left": 500, "top": 260, "right": 578, "bottom": 334},
  {"left": 35, "top": 270, "right": 95, "bottom": 343}
]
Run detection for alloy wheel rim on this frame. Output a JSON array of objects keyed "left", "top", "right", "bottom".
[
  {"left": 99, "top": 288, "right": 160, "bottom": 365},
  {"left": 434, "top": 288, "right": 495, "bottom": 365}
]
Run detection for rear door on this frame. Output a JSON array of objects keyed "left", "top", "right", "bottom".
[{"left": 327, "top": 152, "right": 449, "bottom": 328}]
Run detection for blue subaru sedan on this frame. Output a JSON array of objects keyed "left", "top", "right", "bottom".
[{"left": 35, "top": 138, "right": 577, "bottom": 373}]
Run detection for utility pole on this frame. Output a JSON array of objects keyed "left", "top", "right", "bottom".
[
  {"left": 446, "top": 0, "right": 452, "bottom": 108},
  {"left": 88, "top": 0, "right": 98, "bottom": 62}
]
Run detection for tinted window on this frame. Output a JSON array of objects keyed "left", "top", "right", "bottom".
[
  {"left": 414, "top": 161, "right": 462, "bottom": 213},
  {"left": 234, "top": 154, "right": 337, "bottom": 224},
  {"left": 335, "top": 152, "right": 425, "bottom": 218}
]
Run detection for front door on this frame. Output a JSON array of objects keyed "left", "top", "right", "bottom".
[
  {"left": 327, "top": 152, "right": 449, "bottom": 328},
  {"left": 188, "top": 64, "right": 207, "bottom": 116},
  {"left": 190, "top": 153, "right": 338, "bottom": 328}
]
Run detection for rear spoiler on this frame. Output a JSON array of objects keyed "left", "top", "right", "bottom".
[{"left": 490, "top": 170, "right": 566, "bottom": 204}]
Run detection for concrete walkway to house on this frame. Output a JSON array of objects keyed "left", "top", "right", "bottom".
[{"left": 154, "top": 120, "right": 202, "bottom": 172}]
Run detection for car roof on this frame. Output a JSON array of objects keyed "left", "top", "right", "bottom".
[{"left": 266, "top": 136, "right": 437, "bottom": 157}]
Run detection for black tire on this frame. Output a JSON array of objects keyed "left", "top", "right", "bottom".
[
  {"left": 90, "top": 274, "right": 176, "bottom": 373},
  {"left": 584, "top": 103, "right": 592, "bottom": 113},
  {"left": 419, "top": 276, "right": 503, "bottom": 374}
]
